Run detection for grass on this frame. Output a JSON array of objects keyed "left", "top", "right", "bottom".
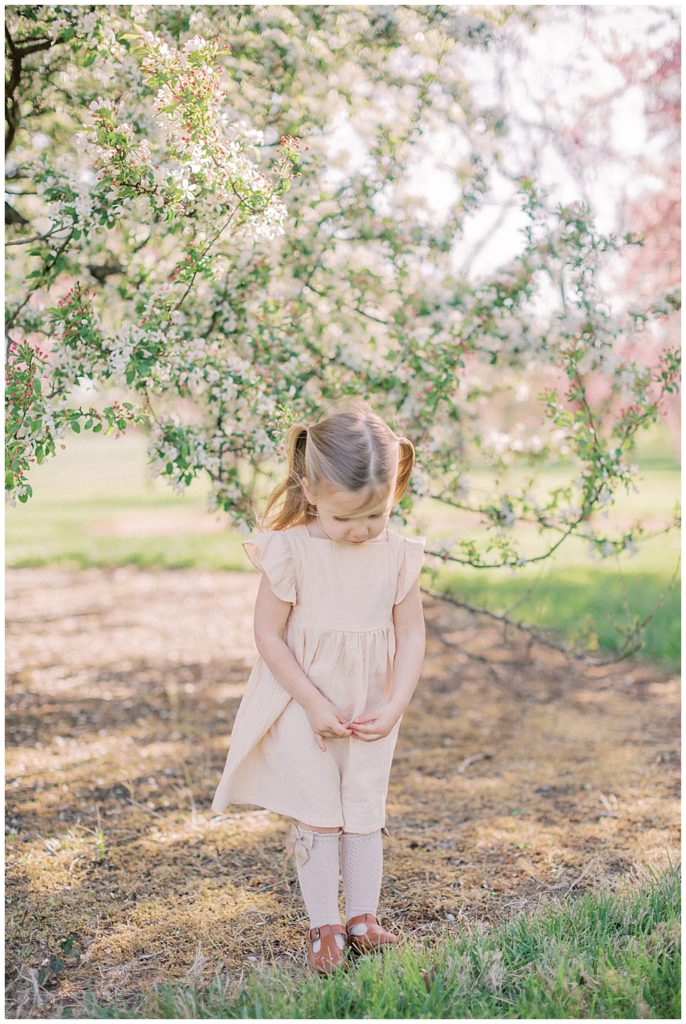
[
  {"left": 73, "top": 863, "right": 680, "bottom": 1019},
  {"left": 436, "top": 565, "right": 680, "bottom": 667},
  {"left": 6, "top": 425, "right": 680, "bottom": 666}
]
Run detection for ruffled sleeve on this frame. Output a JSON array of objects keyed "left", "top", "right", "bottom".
[
  {"left": 242, "top": 530, "right": 297, "bottom": 604},
  {"left": 394, "top": 535, "right": 426, "bottom": 605}
]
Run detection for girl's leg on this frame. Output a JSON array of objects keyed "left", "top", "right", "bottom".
[
  {"left": 341, "top": 828, "right": 383, "bottom": 932},
  {"left": 288, "top": 821, "right": 344, "bottom": 951}
]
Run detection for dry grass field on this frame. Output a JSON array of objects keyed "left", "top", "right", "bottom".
[{"left": 5, "top": 563, "right": 680, "bottom": 1017}]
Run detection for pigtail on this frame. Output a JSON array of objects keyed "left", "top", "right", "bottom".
[
  {"left": 260, "top": 423, "right": 311, "bottom": 531},
  {"left": 393, "top": 435, "right": 415, "bottom": 503}
]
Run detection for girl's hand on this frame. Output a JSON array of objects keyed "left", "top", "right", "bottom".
[
  {"left": 349, "top": 702, "right": 403, "bottom": 742},
  {"left": 305, "top": 695, "right": 353, "bottom": 752}
]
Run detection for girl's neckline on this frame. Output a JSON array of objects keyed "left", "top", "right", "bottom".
[{"left": 302, "top": 523, "right": 389, "bottom": 546}]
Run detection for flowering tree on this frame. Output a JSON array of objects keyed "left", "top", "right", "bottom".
[
  {"left": 5, "top": 5, "right": 680, "bottom": 658},
  {"left": 502, "top": 5, "right": 681, "bottom": 445},
  {"left": 596, "top": 17, "right": 680, "bottom": 447}
]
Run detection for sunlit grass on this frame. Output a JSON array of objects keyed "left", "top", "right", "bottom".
[
  {"left": 432, "top": 566, "right": 679, "bottom": 667},
  {"left": 76, "top": 863, "right": 680, "bottom": 1019}
]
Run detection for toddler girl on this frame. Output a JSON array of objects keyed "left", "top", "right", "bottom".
[{"left": 212, "top": 398, "right": 426, "bottom": 974}]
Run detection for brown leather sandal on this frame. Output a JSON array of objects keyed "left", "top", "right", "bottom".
[
  {"left": 307, "top": 923, "right": 348, "bottom": 974},
  {"left": 346, "top": 913, "right": 401, "bottom": 953}
]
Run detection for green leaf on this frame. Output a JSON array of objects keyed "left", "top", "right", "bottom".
[
  {"left": 70, "top": 421, "right": 81, "bottom": 433},
  {"left": 49, "top": 956, "right": 65, "bottom": 975},
  {"left": 82, "top": 52, "right": 97, "bottom": 68}
]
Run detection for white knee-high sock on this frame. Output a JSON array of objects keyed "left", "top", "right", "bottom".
[
  {"left": 341, "top": 829, "right": 383, "bottom": 930},
  {"left": 287, "top": 824, "right": 342, "bottom": 943}
]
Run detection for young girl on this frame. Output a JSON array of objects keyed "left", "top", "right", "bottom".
[{"left": 211, "top": 398, "right": 426, "bottom": 974}]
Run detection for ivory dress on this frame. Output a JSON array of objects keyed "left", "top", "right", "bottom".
[{"left": 211, "top": 522, "right": 426, "bottom": 833}]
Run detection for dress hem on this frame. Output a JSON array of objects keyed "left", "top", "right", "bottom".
[{"left": 211, "top": 795, "right": 386, "bottom": 832}]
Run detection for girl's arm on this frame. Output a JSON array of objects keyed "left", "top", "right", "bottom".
[
  {"left": 387, "top": 577, "right": 426, "bottom": 714},
  {"left": 252, "top": 574, "right": 324, "bottom": 710}
]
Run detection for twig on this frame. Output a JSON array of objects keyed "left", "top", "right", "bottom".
[{"left": 456, "top": 752, "right": 493, "bottom": 774}]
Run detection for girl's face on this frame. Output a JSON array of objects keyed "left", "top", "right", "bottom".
[{"left": 302, "top": 480, "right": 394, "bottom": 545}]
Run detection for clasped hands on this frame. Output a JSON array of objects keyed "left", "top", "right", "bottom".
[{"left": 305, "top": 693, "right": 402, "bottom": 752}]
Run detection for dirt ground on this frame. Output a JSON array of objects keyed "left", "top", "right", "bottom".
[{"left": 5, "top": 566, "right": 681, "bottom": 1018}]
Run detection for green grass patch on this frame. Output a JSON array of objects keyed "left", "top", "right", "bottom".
[
  {"left": 436, "top": 565, "right": 680, "bottom": 669},
  {"left": 6, "top": 503, "right": 247, "bottom": 572},
  {"left": 74, "top": 863, "right": 680, "bottom": 1019}
]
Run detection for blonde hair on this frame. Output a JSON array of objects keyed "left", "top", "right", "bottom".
[{"left": 258, "top": 397, "right": 415, "bottom": 532}]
